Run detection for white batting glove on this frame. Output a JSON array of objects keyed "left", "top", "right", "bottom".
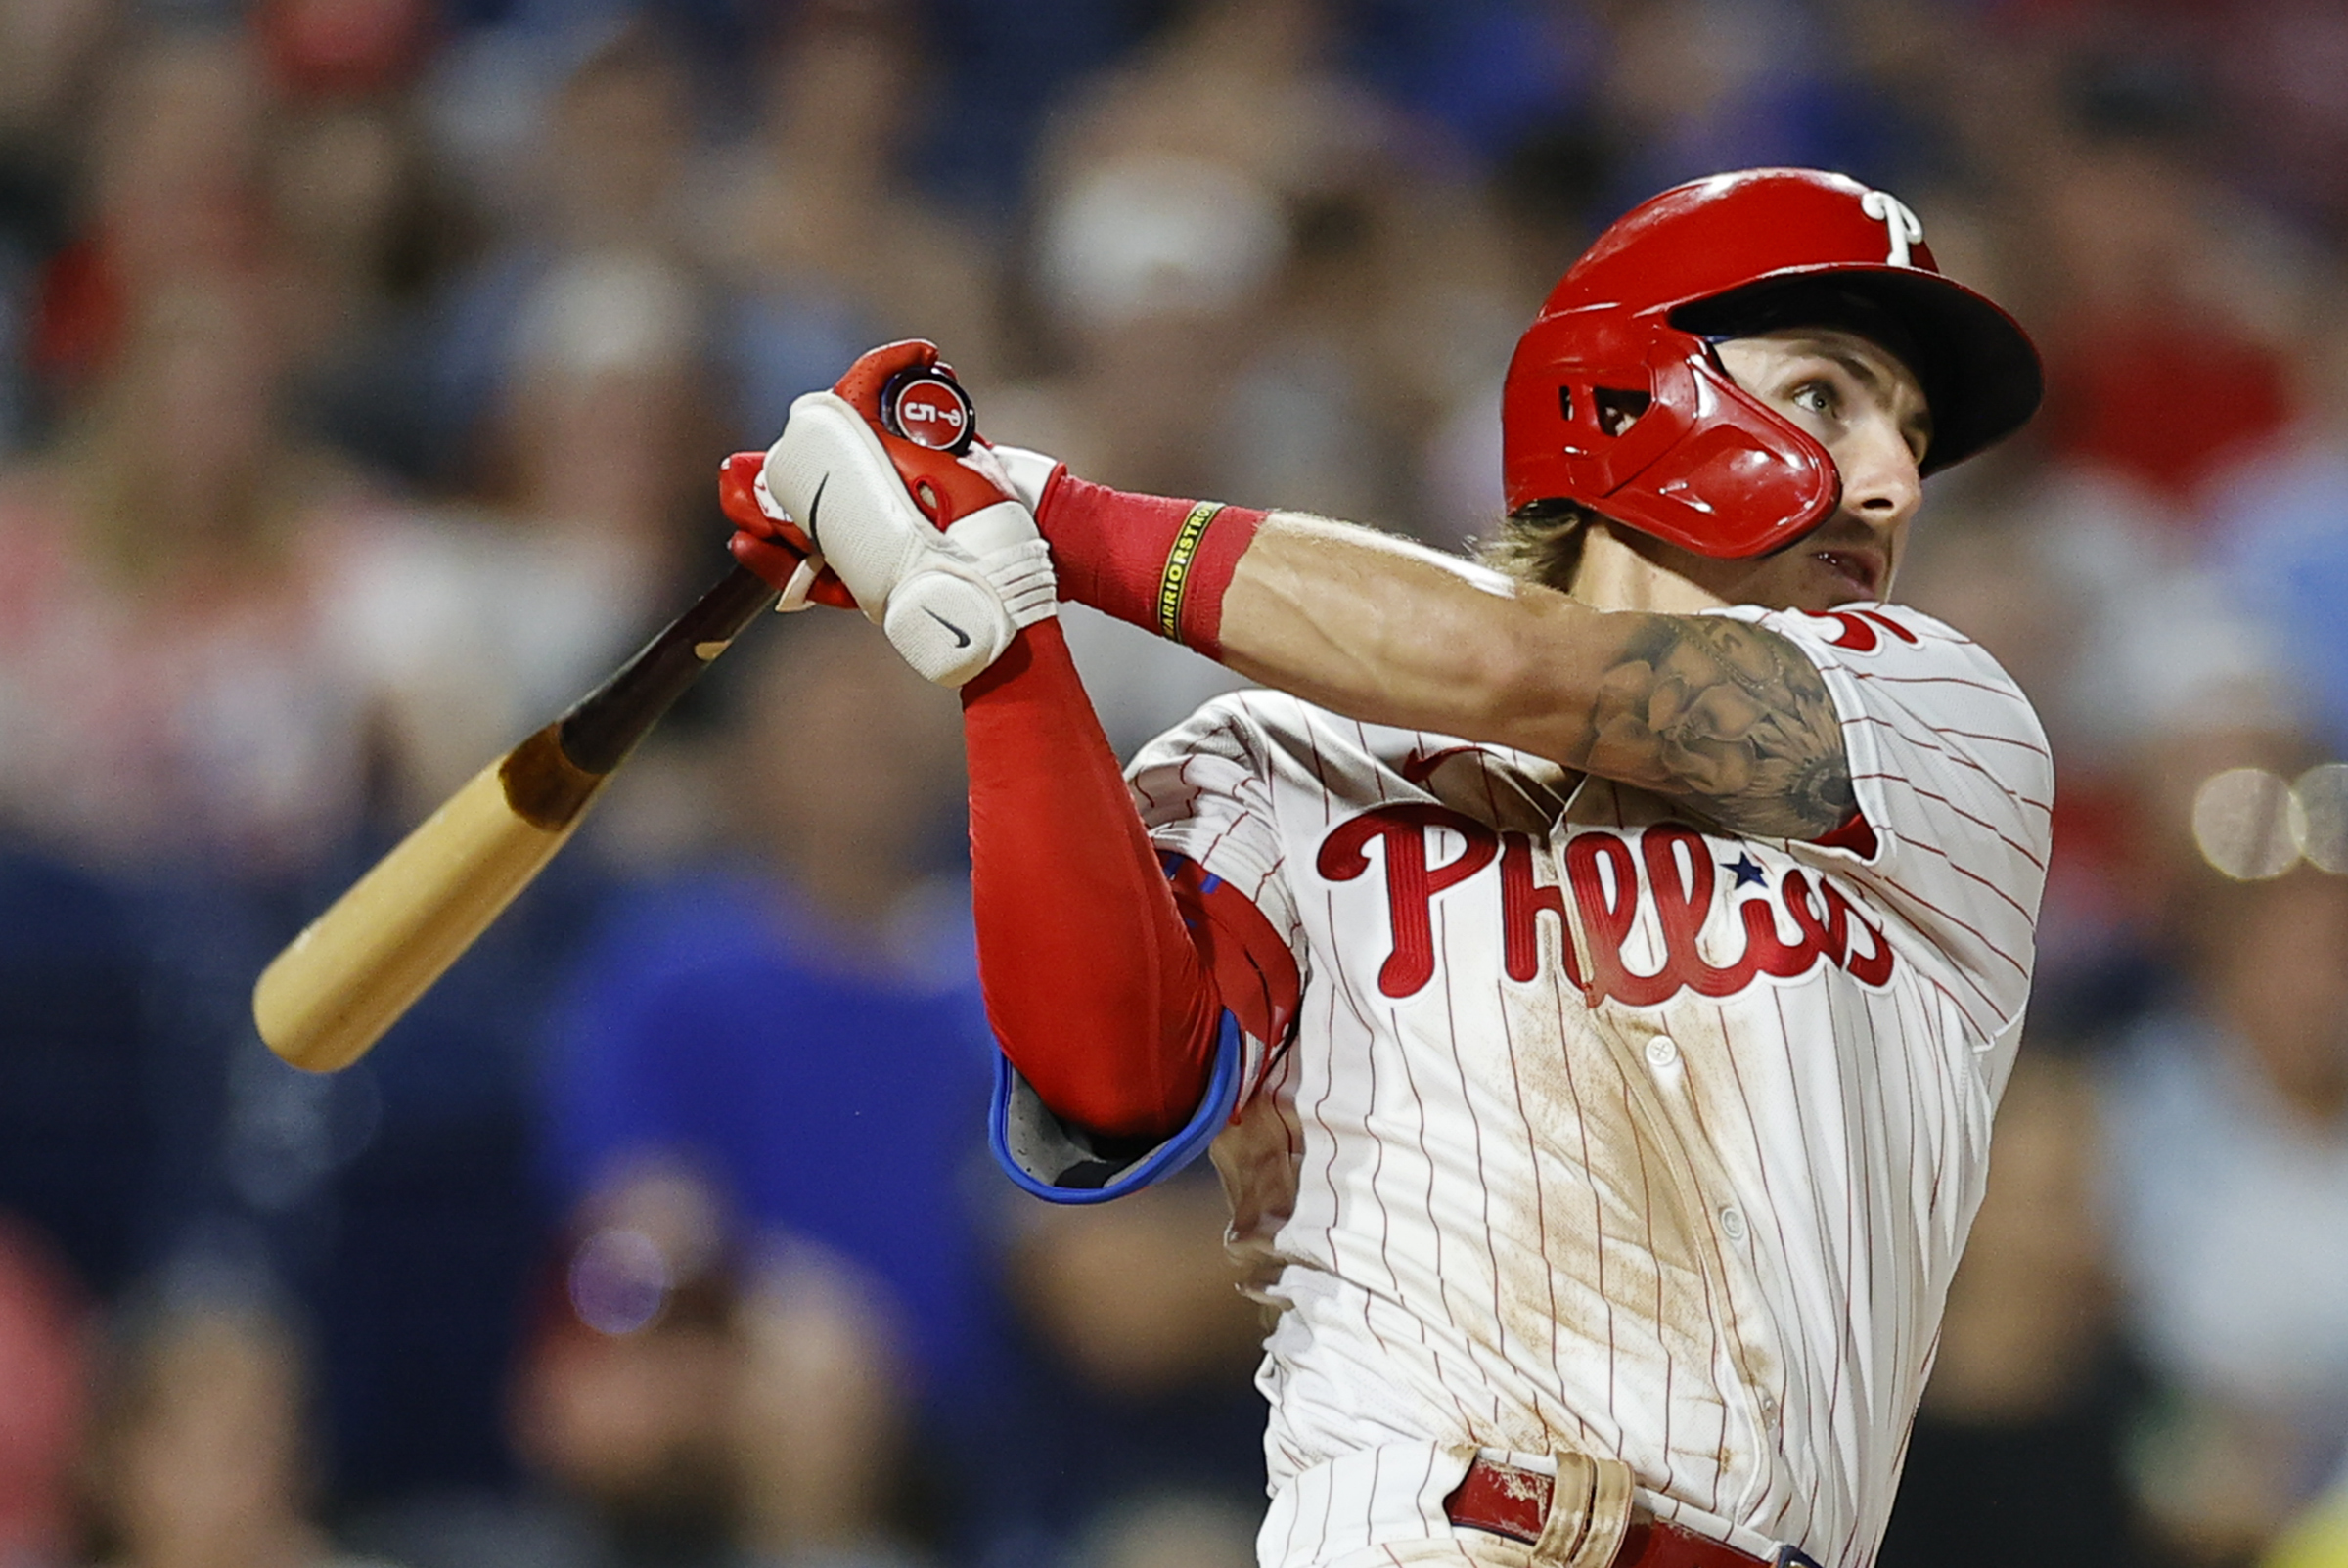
[{"left": 761, "top": 392, "right": 1055, "bottom": 687}]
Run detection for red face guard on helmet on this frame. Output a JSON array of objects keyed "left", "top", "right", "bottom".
[{"left": 1501, "top": 168, "right": 2044, "bottom": 560}]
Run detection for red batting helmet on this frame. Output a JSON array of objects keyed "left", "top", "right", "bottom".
[{"left": 1501, "top": 168, "right": 2042, "bottom": 559}]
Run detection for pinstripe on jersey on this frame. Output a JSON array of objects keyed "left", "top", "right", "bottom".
[{"left": 1124, "top": 604, "right": 2052, "bottom": 1568}]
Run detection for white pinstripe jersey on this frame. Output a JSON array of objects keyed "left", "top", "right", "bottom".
[{"left": 1124, "top": 603, "right": 2053, "bottom": 1568}]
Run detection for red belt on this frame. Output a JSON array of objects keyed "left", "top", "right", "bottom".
[{"left": 1444, "top": 1456, "right": 1814, "bottom": 1567}]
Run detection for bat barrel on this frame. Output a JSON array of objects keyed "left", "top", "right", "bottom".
[
  {"left": 253, "top": 740, "right": 596, "bottom": 1072},
  {"left": 251, "top": 563, "right": 780, "bottom": 1073}
]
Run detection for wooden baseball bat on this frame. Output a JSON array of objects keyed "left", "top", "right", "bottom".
[{"left": 253, "top": 562, "right": 779, "bottom": 1073}]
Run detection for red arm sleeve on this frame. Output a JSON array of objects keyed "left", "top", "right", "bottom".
[
  {"left": 1028, "top": 470, "right": 1267, "bottom": 658},
  {"left": 1163, "top": 856, "right": 1302, "bottom": 1062},
  {"left": 958, "top": 617, "right": 1222, "bottom": 1141}
]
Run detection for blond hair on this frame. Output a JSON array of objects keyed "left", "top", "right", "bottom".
[{"left": 1479, "top": 499, "right": 1598, "bottom": 592}]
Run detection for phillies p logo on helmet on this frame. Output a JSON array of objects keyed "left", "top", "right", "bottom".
[{"left": 1859, "top": 189, "right": 1924, "bottom": 268}]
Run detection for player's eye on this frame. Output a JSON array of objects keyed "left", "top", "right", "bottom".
[{"left": 1790, "top": 379, "right": 1838, "bottom": 418}]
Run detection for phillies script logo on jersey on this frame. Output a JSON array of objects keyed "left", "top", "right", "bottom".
[{"left": 1316, "top": 808, "right": 1895, "bottom": 1005}]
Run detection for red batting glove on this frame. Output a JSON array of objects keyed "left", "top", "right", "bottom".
[
  {"left": 822, "top": 338, "right": 1024, "bottom": 526},
  {"left": 717, "top": 450, "right": 857, "bottom": 610}
]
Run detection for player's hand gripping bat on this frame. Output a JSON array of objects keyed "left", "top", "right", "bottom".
[
  {"left": 252, "top": 561, "right": 778, "bottom": 1072},
  {"left": 254, "top": 355, "right": 982, "bottom": 1073}
]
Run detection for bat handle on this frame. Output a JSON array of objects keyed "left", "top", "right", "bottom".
[{"left": 501, "top": 564, "right": 778, "bottom": 829}]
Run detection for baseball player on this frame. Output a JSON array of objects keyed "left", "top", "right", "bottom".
[{"left": 722, "top": 169, "right": 2052, "bottom": 1568}]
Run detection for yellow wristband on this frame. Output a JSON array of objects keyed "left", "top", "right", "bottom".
[{"left": 1157, "top": 502, "right": 1225, "bottom": 641}]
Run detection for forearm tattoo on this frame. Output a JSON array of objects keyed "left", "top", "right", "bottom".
[{"left": 1572, "top": 616, "right": 1855, "bottom": 839}]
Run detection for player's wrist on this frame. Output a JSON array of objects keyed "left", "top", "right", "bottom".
[
  {"left": 986, "top": 443, "right": 1065, "bottom": 517},
  {"left": 1021, "top": 471, "right": 1267, "bottom": 660}
]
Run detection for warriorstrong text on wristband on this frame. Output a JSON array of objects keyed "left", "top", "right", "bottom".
[{"left": 1157, "top": 502, "right": 1226, "bottom": 640}]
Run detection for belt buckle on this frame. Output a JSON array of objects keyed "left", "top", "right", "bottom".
[{"left": 1773, "top": 1549, "right": 1825, "bottom": 1568}]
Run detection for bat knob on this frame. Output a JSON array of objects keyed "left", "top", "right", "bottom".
[{"left": 880, "top": 365, "right": 976, "bottom": 455}]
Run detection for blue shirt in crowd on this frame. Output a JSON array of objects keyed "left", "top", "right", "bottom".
[{"left": 538, "top": 867, "right": 1006, "bottom": 1407}]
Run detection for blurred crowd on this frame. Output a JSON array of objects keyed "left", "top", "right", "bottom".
[{"left": 1, "top": 0, "right": 2347, "bottom": 1566}]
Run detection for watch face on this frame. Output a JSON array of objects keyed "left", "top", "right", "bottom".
[{"left": 885, "top": 373, "right": 975, "bottom": 453}]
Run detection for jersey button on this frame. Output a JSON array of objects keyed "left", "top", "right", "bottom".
[
  {"left": 1720, "top": 1205, "right": 1748, "bottom": 1242},
  {"left": 1646, "top": 1035, "right": 1679, "bottom": 1068}
]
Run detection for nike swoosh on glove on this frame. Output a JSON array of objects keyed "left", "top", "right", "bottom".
[{"left": 762, "top": 340, "right": 1055, "bottom": 687}]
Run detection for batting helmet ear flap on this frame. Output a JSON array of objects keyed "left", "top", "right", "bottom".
[
  {"left": 1546, "top": 333, "right": 1692, "bottom": 492},
  {"left": 1589, "top": 336, "right": 1842, "bottom": 558},
  {"left": 1514, "top": 321, "right": 1842, "bottom": 559}
]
